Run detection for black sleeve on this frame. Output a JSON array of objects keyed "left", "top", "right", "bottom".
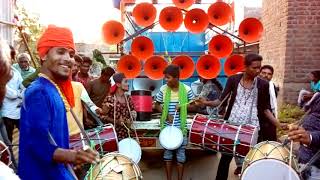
[
  {"left": 219, "top": 76, "right": 233, "bottom": 101},
  {"left": 261, "top": 81, "right": 271, "bottom": 111}
]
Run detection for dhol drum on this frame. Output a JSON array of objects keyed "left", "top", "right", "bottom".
[
  {"left": 159, "top": 126, "right": 184, "bottom": 150},
  {"left": 0, "top": 141, "right": 11, "bottom": 166},
  {"left": 86, "top": 153, "right": 143, "bottom": 180},
  {"left": 189, "top": 114, "right": 259, "bottom": 157},
  {"left": 119, "top": 138, "right": 142, "bottom": 164},
  {"left": 241, "top": 141, "right": 300, "bottom": 180},
  {"left": 69, "top": 124, "right": 118, "bottom": 154}
]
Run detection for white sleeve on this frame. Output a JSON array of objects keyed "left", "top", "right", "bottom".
[{"left": 80, "top": 84, "right": 98, "bottom": 113}]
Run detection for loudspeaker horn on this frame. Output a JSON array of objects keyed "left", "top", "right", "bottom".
[
  {"left": 131, "top": 36, "right": 154, "bottom": 60},
  {"left": 172, "top": 0, "right": 195, "bottom": 9},
  {"left": 224, "top": 54, "right": 245, "bottom": 77},
  {"left": 133, "top": 78, "right": 162, "bottom": 97},
  {"left": 196, "top": 55, "right": 221, "bottom": 79},
  {"left": 132, "top": 3, "right": 157, "bottom": 27},
  {"left": 117, "top": 55, "right": 141, "bottom": 79},
  {"left": 184, "top": 8, "right": 209, "bottom": 34},
  {"left": 172, "top": 55, "right": 195, "bottom": 80},
  {"left": 209, "top": 35, "right": 233, "bottom": 58},
  {"left": 102, "top": 20, "right": 125, "bottom": 45},
  {"left": 238, "top": 18, "right": 264, "bottom": 43},
  {"left": 144, "top": 56, "right": 168, "bottom": 80},
  {"left": 207, "top": 2, "right": 232, "bottom": 26},
  {"left": 159, "top": 6, "right": 183, "bottom": 32}
]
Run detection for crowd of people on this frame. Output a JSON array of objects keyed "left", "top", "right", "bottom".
[{"left": 0, "top": 25, "right": 319, "bottom": 180}]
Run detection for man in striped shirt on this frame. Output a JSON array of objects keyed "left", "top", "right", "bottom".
[{"left": 155, "top": 64, "right": 195, "bottom": 180}]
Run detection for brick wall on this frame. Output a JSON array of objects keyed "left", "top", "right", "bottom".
[{"left": 260, "top": 0, "right": 320, "bottom": 104}]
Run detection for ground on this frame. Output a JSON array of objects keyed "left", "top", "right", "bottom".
[{"left": 140, "top": 149, "right": 239, "bottom": 180}]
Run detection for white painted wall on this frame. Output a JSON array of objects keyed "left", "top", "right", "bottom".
[{"left": 0, "top": 0, "right": 14, "bottom": 44}]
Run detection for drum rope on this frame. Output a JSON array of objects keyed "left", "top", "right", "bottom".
[
  {"left": 124, "top": 94, "right": 140, "bottom": 143},
  {"left": 289, "top": 140, "right": 294, "bottom": 180},
  {"left": 94, "top": 129, "right": 104, "bottom": 155}
]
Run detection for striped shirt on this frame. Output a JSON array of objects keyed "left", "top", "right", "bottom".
[{"left": 156, "top": 83, "right": 195, "bottom": 128}]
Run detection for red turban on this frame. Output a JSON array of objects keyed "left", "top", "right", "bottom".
[
  {"left": 37, "top": 25, "right": 75, "bottom": 59},
  {"left": 37, "top": 25, "right": 75, "bottom": 108}
]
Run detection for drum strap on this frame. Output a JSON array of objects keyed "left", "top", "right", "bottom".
[
  {"left": 48, "top": 132, "right": 78, "bottom": 180},
  {"left": 246, "top": 78, "right": 257, "bottom": 125}
]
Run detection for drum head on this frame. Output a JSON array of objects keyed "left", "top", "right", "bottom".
[
  {"left": 159, "top": 126, "right": 183, "bottom": 150},
  {"left": 119, "top": 138, "right": 142, "bottom": 164},
  {"left": 241, "top": 159, "right": 300, "bottom": 180},
  {"left": 88, "top": 153, "right": 142, "bottom": 180}
]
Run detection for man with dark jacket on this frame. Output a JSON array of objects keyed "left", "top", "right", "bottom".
[{"left": 198, "top": 54, "right": 281, "bottom": 179}]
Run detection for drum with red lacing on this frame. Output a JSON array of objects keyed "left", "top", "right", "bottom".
[
  {"left": 69, "top": 124, "right": 118, "bottom": 154},
  {"left": 0, "top": 140, "right": 11, "bottom": 165},
  {"left": 189, "top": 114, "right": 259, "bottom": 157}
]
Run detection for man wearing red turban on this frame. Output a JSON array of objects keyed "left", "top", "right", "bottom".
[{"left": 19, "top": 25, "right": 98, "bottom": 180}]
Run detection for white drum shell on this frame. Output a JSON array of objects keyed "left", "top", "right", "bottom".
[
  {"left": 119, "top": 138, "right": 142, "bottom": 164},
  {"left": 159, "top": 126, "right": 183, "bottom": 150}
]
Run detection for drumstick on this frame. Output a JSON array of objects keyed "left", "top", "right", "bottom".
[
  {"left": 288, "top": 140, "right": 293, "bottom": 180},
  {"left": 179, "top": 99, "right": 198, "bottom": 107},
  {"left": 80, "top": 133, "right": 90, "bottom": 151}
]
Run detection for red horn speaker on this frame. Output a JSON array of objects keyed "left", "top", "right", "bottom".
[
  {"left": 209, "top": 35, "right": 233, "bottom": 58},
  {"left": 117, "top": 55, "right": 141, "bottom": 79},
  {"left": 102, "top": 20, "right": 125, "bottom": 45},
  {"left": 196, "top": 55, "right": 221, "bottom": 79},
  {"left": 131, "top": 36, "right": 154, "bottom": 60},
  {"left": 224, "top": 54, "right": 245, "bottom": 77},
  {"left": 207, "top": 2, "right": 232, "bottom": 26},
  {"left": 239, "top": 18, "right": 264, "bottom": 43},
  {"left": 172, "top": 0, "right": 195, "bottom": 9},
  {"left": 184, "top": 8, "right": 209, "bottom": 34},
  {"left": 172, "top": 55, "right": 195, "bottom": 80},
  {"left": 159, "top": 6, "right": 183, "bottom": 32},
  {"left": 132, "top": 3, "right": 157, "bottom": 27},
  {"left": 144, "top": 56, "right": 168, "bottom": 80}
]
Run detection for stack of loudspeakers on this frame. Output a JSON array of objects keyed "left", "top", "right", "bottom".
[{"left": 102, "top": 0, "right": 264, "bottom": 80}]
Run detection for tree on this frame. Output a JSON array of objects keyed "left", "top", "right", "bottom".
[{"left": 14, "top": 3, "right": 44, "bottom": 67}]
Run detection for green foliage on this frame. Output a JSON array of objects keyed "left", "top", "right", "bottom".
[
  {"left": 14, "top": 4, "right": 44, "bottom": 66},
  {"left": 92, "top": 49, "right": 106, "bottom": 66},
  {"left": 277, "top": 104, "right": 306, "bottom": 137}
]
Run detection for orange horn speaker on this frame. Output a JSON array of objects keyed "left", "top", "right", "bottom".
[
  {"left": 131, "top": 36, "right": 154, "bottom": 60},
  {"left": 196, "top": 55, "right": 221, "bottom": 79},
  {"left": 102, "top": 20, "right": 125, "bottom": 45},
  {"left": 117, "top": 55, "right": 141, "bottom": 79},
  {"left": 207, "top": 2, "right": 232, "bottom": 26},
  {"left": 224, "top": 54, "right": 245, "bottom": 77},
  {"left": 172, "top": 0, "right": 195, "bottom": 9},
  {"left": 209, "top": 35, "right": 233, "bottom": 58},
  {"left": 172, "top": 55, "right": 195, "bottom": 80},
  {"left": 159, "top": 6, "right": 183, "bottom": 32},
  {"left": 132, "top": 3, "right": 157, "bottom": 27},
  {"left": 238, "top": 18, "right": 264, "bottom": 43},
  {"left": 144, "top": 56, "right": 168, "bottom": 80},
  {"left": 184, "top": 8, "right": 209, "bottom": 34}
]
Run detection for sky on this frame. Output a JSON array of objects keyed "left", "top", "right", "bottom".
[{"left": 20, "top": 0, "right": 262, "bottom": 43}]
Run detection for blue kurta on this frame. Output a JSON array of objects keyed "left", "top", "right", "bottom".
[{"left": 19, "top": 77, "right": 74, "bottom": 180}]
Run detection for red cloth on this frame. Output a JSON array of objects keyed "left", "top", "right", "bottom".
[
  {"left": 37, "top": 25, "right": 75, "bottom": 59},
  {"left": 37, "top": 25, "right": 75, "bottom": 107}
]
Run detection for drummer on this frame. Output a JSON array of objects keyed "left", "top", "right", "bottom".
[
  {"left": 18, "top": 25, "right": 98, "bottom": 179},
  {"left": 288, "top": 92, "right": 320, "bottom": 179},
  {"left": 199, "top": 53, "right": 283, "bottom": 179},
  {"left": 154, "top": 64, "right": 196, "bottom": 180},
  {"left": 99, "top": 72, "right": 137, "bottom": 140}
]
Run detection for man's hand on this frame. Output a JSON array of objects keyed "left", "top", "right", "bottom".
[
  {"left": 130, "top": 111, "right": 137, "bottom": 120},
  {"left": 70, "top": 148, "right": 99, "bottom": 169},
  {"left": 95, "top": 107, "right": 103, "bottom": 115},
  {"left": 195, "top": 97, "right": 205, "bottom": 106},
  {"left": 167, "top": 114, "right": 174, "bottom": 123},
  {"left": 288, "top": 124, "right": 311, "bottom": 145}
]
